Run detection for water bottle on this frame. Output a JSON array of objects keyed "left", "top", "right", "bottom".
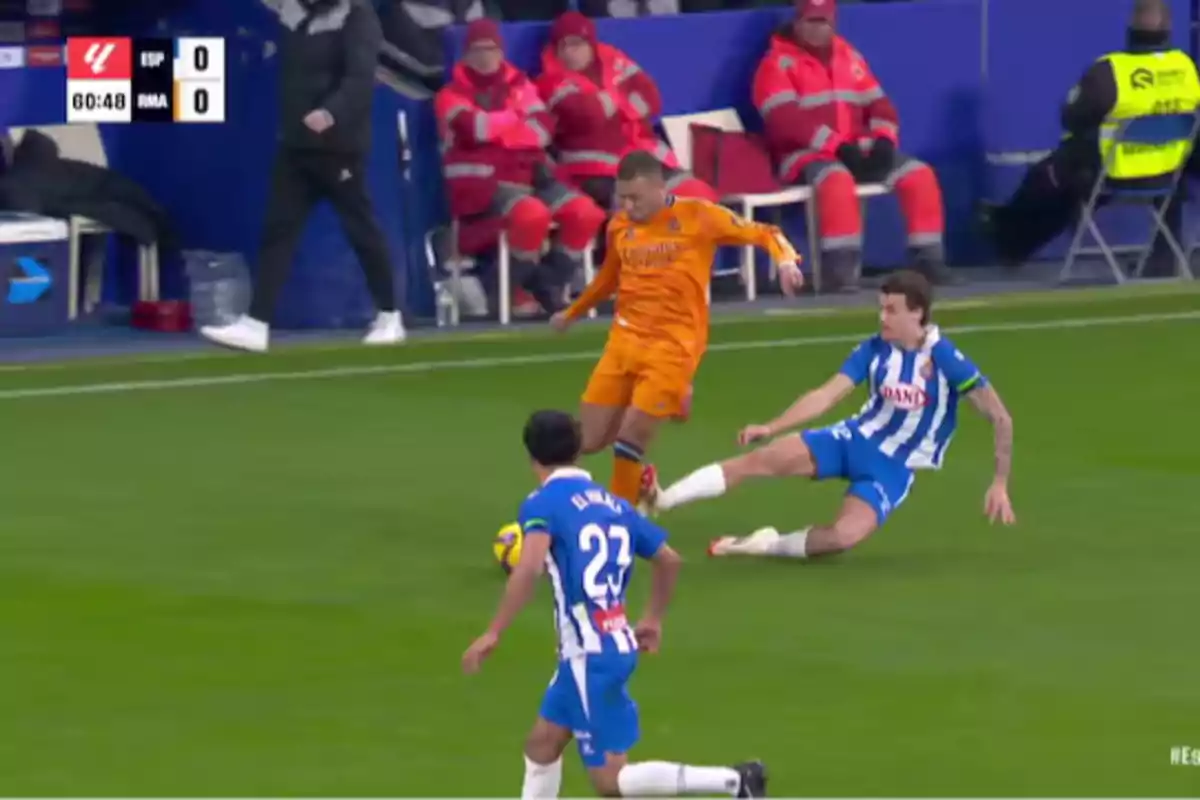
[
  {"left": 185, "top": 250, "right": 251, "bottom": 328},
  {"left": 435, "top": 280, "right": 457, "bottom": 328}
]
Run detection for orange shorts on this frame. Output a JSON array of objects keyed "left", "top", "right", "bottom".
[{"left": 581, "top": 337, "right": 696, "bottom": 418}]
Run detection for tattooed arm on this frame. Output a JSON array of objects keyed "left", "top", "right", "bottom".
[
  {"left": 969, "top": 384, "right": 1013, "bottom": 482},
  {"left": 967, "top": 384, "right": 1016, "bottom": 524}
]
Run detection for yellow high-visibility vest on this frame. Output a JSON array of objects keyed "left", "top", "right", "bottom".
[{"left": 1099, "top": 50, "right": 1200, "bottom": 178}]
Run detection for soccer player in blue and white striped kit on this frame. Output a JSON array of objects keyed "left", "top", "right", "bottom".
[
  {"left": 463, "top": 410, "right": 767, "bottom": 798},
  {"left": 647, "top": 270, "right": 1016, "bottom": 559}
]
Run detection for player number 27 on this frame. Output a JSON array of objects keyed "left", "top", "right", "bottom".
[{"left": 579, "top": 523, "right": 632, "bottom": 600}]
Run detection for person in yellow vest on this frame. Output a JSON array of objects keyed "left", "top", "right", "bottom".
[{"left": 985, "top": 0, "right": 1200, "bottom": 268}]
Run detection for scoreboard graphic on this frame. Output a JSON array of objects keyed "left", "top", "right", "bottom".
[{"left": 66, "top": 36, "right": 226, "bottom": 124}]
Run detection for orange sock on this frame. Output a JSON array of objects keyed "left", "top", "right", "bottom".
[{"left": 610, "top": 440, "right": 645, "bottom": 504}]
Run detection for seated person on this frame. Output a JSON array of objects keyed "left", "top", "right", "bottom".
[
  {"left": 536, "top": 10, "right": 718, "bottom": 211},
  {"left": 753, "top": 0, "right": 951, "bottom": 289},
  {"left": 434, "top": 19, "right": 607, "bottom": 314},
  {"left": 985, "top": 0, "right": 1200, "bottom": 268}
]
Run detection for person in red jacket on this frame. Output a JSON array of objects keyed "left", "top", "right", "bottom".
[
  {"left": 752, "top": 0, "right": 953, "bottom": 290},
  {"left": 536, "top": 11, "right": 718, "bottom": 210},
  {"left": 435, "top": 19, "right": 607, "bottom": 314}
]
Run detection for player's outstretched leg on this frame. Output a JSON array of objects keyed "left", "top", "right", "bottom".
[
  {"left": 590, "top": 753, "right": 768, "bottom": 798},
  {"left": 652, "top": 433, "right": 816, "bottom": 513},
  {"left": 710, "top": 495, "right": 878, "bottom": 560}
]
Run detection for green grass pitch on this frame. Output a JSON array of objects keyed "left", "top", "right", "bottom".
[{"left": 1, "top": 285, "right": 1199, "bottom": 796}]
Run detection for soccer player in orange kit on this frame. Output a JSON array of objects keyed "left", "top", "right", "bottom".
[{"left": 551, "top": 150, "right": 804, "bottom": 506}]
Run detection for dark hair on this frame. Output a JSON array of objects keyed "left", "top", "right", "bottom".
[
  {"left": 880, "top": 269, "right": 932, "bottom": 324},
  {"left": 523, "top": 410, "right": 582, "bottom": 467},
  {"left": 616, "top": 149, "right": 665, "bottom": 181}
]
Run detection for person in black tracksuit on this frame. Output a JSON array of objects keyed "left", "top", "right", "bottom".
[
  {"left": 201, "top": 0, "right": 404, "bottom": 352},
  {"left": 984, "top": 0, "right": 1181, "bottom": 269}
]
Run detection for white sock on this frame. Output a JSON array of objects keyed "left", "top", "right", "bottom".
[
  {"left": 521, "top": 755, "right": 562, "bottom": 799},
  {"left": 617, "top": 761, "right": 741, "bottom": 796},
  {"left": 658, "top": 464, "right": 727, "bottom": 510},
  {"left": 767, "top": 528, "right": 810, "bottom": 558}
]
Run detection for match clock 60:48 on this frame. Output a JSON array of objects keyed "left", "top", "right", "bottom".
[{"left": 65, "top": 80, "right": 132, "bottom": 123}]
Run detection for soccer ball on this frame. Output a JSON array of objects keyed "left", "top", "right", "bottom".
[{"left": 494, "top": 523, "right": 523, "bottom": 574}]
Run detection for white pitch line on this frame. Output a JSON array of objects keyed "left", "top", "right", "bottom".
[{"left": 0, "top": 310, "right": 1195, "bottom": 402}]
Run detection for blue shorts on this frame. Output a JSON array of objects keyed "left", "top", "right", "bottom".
[
  {"left": 539, "top": 654, "right": 639, "bottom": 767},
  {"left": 801, "top": 423, "right": 915, "bottom": 524}
]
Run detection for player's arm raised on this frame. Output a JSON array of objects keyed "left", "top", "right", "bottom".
[
  {"left": 739, "top": 373, "right": 856, "bottom": 445},
  {"left": 966, "top": 382, "right": 1016, "bottom": 525},
  {"left": 700, "top": 201, "right": 804, "bottom": 295},
  {"left": 462, "top": 527, "right": 552, "bottom": 674},
  {"left": 552, "top": 231, "right": 620, "bottom": 331}
]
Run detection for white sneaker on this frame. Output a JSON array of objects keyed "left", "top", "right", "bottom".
[
  {"left": 363, "top": 311, "right": 406, "bottom": 345},
  {"left": 199, "top": 315, "right": 269, "bottom": 353},
  {"left": 708, "top": 527, "right": 781, "bottom": 557}
]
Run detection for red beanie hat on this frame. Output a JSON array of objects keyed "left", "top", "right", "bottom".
[
  {"left": 550, "top": 11, "right": 597, "bottom": 46},
  {"left": 465, "top": 18, "right": 502, "bottom": 48},
  {"left": 796, "top": 0, "right": 835, "bottom": 20}
]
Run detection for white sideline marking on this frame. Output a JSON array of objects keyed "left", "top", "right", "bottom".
[{"left": 0, "top": 310, "right": 1195, "bottom": 402}]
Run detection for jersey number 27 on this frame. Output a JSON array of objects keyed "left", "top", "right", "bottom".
[{"left": 580, "top": 523, "right": 632, "bottom": 601}]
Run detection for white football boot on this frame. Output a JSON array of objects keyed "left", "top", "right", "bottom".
[
  {"left": 708, "top": 526, "right": 781, "bottom": 557},
  {"left": 199, "top": 315, "right": 269, "bottom": 353},
  {"left": 362, "top": 311, "right": 406, "bottom": 345}
]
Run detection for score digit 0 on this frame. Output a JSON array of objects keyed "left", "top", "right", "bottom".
[
  {"left": 176, "top": 79, "right": 224, "bottom": 123},
  {"left": 175, "top": 37, "right": 224, "bottom": 80}
]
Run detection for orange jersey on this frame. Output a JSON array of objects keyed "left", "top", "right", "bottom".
[{"left": 565, "top": 196, "right": 799, "bottom": 360}]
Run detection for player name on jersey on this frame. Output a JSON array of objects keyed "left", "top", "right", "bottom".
[{"left": 66, "top": 36, "right": 226, "bottom": 124}]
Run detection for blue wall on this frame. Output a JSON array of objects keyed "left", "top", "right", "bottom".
[{"left": 0, "top": 0, "right": 1192, "bottom": 325}]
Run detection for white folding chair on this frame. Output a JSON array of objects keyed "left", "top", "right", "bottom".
[
  {"left": 661, "top": 108, "right": 887, "bottom": 295},
  {"left": 9, "top": 124, "right": 160, "bottom": 317},
  {"left": 496, "top": 225, "right": 596, "bottom": 326},
  {"left": 431, "top": 221, "right": 597, "bottom": 326},
  {"left": 1061, "top": 112, "right": 1199, "bottom": 284}
]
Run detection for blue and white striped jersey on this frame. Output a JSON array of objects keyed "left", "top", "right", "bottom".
[
  {"left": 518, "top": 468, "right": 667, "bottom": 660},
  {"left": 840, "top": 326, "right": 987, "bottom": 469}
]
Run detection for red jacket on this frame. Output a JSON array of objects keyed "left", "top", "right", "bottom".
[
  {"left": 536, "top": 43, "right": 678, "bottom": 181},
  {"left": 434, "top": 61, "right": 554, "bottom": 217},
  {"left": 752, "top": 30, "right": 899, "bottom": 182}
]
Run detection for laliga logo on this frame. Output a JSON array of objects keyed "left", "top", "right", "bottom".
[
  {"left": 880, "top": 382, "right": 929, "bottom": 410},
  {"left": 84, "top": 41, "right": 115, "bottom": 74}
]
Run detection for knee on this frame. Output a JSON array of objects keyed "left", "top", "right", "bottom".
[
  {"left": 523, "top": 729, "right": 561, "bottom": 766},
  {"left": 589, "top": 766, "right": 622, "bottom": 797},
  {"left": 892, "top": 157, "right": 939, "bottom": 188},
  {"left": 555, "top": 196, "right": 607, "bottom": 244},
  {"left": 827, "top": 520, "right": 873, "bottom": 551},
  {"left": 811, "top": 163, "right": 858, "bottom": 203},
  {"left": 507, "top": 197, "right": 554, "bottom": 239}
]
